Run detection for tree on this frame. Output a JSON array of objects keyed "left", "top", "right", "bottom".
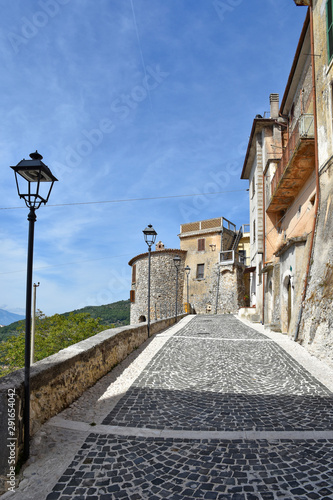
[{"left": 0, "top": 310, "right": 108, "bottom": 378}]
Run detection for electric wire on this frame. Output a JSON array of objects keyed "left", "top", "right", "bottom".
[{"left": 0, "top": 189, "right": 248, "bottom": 210}]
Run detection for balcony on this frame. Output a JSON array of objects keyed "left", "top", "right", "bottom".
[
  {"left": 267, "top": 114, "right": 315, "bottom": 213},
  {"left": 220, "top": 250, "right": 249, "bottom": 266}
]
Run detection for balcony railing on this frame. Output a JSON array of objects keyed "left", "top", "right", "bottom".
[
  {"left": 271, "top": 114, "right": 314, "bottom": 196},
  {"left": 220, "top": 250, "right": 249, "bottom": 266},
  {"left": 180, "top": 216, "right": 236, "bottom": 234},
  {"left": 240, "top": 224, "right": 250, "bottom": 234}
]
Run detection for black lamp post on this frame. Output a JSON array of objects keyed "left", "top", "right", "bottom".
[
  {"left": 173, "top": 255, "right": 181, "bottom": 322},
  {"left": 11, "top": 151, "right": 57, "bottom": 461},
  {"left": 143, "top": 224, "right": 157, "bottom": 337},
  {"left": 185, "top": 265, "right": 191, "bottom": 313}
]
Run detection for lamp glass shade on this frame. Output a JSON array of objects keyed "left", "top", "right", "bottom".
[
  {"left": 143, "top": 224, "right": 157, "bottom": 247},
  {"left": 173, "top": 255, "right": 181, "bottom": 268},
  {"left": 11, "top": 151, "right": 58, "bottom": 209}
]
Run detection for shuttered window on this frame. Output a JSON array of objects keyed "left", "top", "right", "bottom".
[
  {"left": 130, "top": 290, "right": 135, "bottom": 303},
  {"left": 327, "top": 0, "right": 333, "bottom": 62},
  {"left": 197, "top": 264, "right": 205, "bottom": 279},
  {"left": 198, "top": 238, "right": 205, "bottom": 251},
  {"left": 132, "top": 265, "right": 136, "bottom": 284}
]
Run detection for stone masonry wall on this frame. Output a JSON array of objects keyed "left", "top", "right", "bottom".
[
  {"left": 130, "top": 250, "right": 186, "bottom": 324},
  {"left": 216, "top": 264, "right": 245, "bottom": 314},
  {"left": 0, "top": 316, "right": 185, "bottom": 492},
  {"left": 299, "top": 163, "right": 333, "bottom": 368}
]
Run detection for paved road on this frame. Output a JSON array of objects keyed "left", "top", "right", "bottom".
[{"left": 4, "top": 315, "right": 333, "bottom": 500}]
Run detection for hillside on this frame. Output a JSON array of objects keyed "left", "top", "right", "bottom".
[
  {"left": 0, "top": 300, "right": 130, "bottom": 341},
  {"left": 63, "top": 300, "right": 130, "bottom": 326}
]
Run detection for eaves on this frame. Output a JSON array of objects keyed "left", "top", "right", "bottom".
[{"left": 241, "top": 119, "right": 274, "bottom": 180}]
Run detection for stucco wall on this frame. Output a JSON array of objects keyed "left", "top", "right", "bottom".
[
  {"left": 179, "top": 227, "right": 243, "bottom": 315},
  {"left": 299, "top": 163, "right": 333, "bottom": 368},
  {"left": 295, "top": 1, "right": 333, "bottom": 367}
]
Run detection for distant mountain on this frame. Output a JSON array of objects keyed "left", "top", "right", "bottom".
[{"left": 0, "top": 309, "right": 24, "bottom": 326}]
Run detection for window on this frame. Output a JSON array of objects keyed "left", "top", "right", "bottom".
[
  {"left": 198, "top": 238, "right": 205, "bottom": 251},
  {"left": 238, "top": 249, "right": 246, "bottom": 265},
  {"left": 251, "top": 175, "right": 256, "bottom": 198},
  {"left": 253, "top": 220, "right": 256, "bottom": 243},
  {"left": 196, "top": 264, "right": 205, "bottom": 279},
  {"left": 327, "top": 0, "right": 333, "bottom": 62},
  {"left": 130, "top": 290, "right": 135, "bottom": 303},
  {"left": 132, "top": 264, "right": 136, "bottom": 284}
]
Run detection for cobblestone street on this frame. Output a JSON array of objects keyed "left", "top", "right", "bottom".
[{"left": 4, "top": 315, "right": 333, "bottom": 500}]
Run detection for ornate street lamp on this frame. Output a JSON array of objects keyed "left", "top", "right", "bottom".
[
  {"left": 173, "top": 255, "right": 181, "bottom": 322},
  {"left": 185, "top": 265, "right": 191, "bottom": 313},
  {"left": 11, "top": 151, "right": 57, "bottom": 461},
  {"left": 142, "top": 224, "right": 157, "bottom": 337}
]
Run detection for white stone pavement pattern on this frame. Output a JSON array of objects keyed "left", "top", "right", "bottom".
[{"left": 2, "top": 315, "right": 333, "bottom": 500}]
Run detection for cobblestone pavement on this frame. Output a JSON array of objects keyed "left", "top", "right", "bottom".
[{"left": 4, "top": 315, "right": 333, "bottom": 500}]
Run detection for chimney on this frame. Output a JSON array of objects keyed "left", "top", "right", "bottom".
[
  {"left": 270, "top": 94, "right": 279, "bottom": 119},
  {"left": 155, "top": 241, "right": 165, "bottom": 251}
]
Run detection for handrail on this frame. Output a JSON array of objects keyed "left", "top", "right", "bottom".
[
  {"left": 271, "top": 113, "right": 314, "bottom": 196},
  {"left": 220, "top": 250, "right": 248, "bottom": 266}
]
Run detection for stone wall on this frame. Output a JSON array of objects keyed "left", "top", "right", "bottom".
[
  {"left": 298, "top": 162, "right": 333, "bottom": 368},
  {"left": 0, "top": 316, "right": 185, "bottom": 492},
  {"left": 216, "top": 264, "right": 245, "bottom": 314},
  {"left": 129, "top": 250, "right": 186, "bottom": 324}
]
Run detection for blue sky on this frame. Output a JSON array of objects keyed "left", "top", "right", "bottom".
[{"left": 0, "top": 0, "right": 306, "bottom": 316}]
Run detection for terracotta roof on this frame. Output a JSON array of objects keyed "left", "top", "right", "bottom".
[{"left": 128, "top": 249, "right": 187, "bottom": 267}]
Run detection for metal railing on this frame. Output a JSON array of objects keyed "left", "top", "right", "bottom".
[
  {"left": 180, "top": 216, "right": 237, "bottom": 234},
  {"left": 271, "top": 113, "right": 314, "bottom": 196},
  {"left": 222, "top": 217, "right": 236, "bottom": 232},
  {"left": 232, "top": 227, "right": 243, "bottom": 251},
  {"left": 220, "top": 250, "right": 249, "bottom": 266}
]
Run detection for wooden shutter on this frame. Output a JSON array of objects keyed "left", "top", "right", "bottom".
[
  {"left": 198, "top": 238, "right": 205, "bottom": 251},
  {"left": 130, "top": 290, "right": 135, "bottom": 303},
  {"left": 132, "top": 265, "right": 136, "bottom": 283}
]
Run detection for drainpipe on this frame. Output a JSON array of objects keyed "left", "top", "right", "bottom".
[
  {"left": 215, "top": 228, "right": 223, "bottom": 313},
  {"left": 262, "top": 173, "right": 266, "bottom": 325},
  {"left": 294, "top": 5, "right": 320, "bottom": 341}
]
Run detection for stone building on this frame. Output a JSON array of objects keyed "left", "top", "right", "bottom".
[
  {"left": 179, "top": 217, "right": 248, "bottom": 315},
  {"left": 241, "top": 94, "right": 283, "bottom": 321},
  {"left": 292, "top": 0, "right": 333, "bottom": 367},
  {"left": 128, "top": 248, "right": 186, "bottom": 325},
  {"left": 264, "top": 13, "right": 316, "bottom": 336},
  {"left": 128, "top": 218, "right": 250, "bottom": 324}
]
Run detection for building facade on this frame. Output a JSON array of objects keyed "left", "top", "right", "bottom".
[
  {"left": 264, "top": 13, "right": 316, "bottom": 336},
  {"left": 128, "top": 217, "right": 250, "bottom": 324},
  {"left": 241, "top": 94, "right": 283, "bottom": 321},
  {"left": 179, "top": 217, "right": 248, "bottom": 315},
  {"left": 128, "top": 248, "right": 186, "bottom": 325},
  {"left": 292, "top": 0, "right": 333, "bottom": 365}
]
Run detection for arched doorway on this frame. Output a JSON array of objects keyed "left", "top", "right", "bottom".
[
  {"left": 267, "top": 279, "right": 273, "bottom": 324},
  {"left": 287, "top": 277, "right": 292, "bottom": 330},
  {"left": 281, "top": 273, "right": 293, "bottom": 333}
]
